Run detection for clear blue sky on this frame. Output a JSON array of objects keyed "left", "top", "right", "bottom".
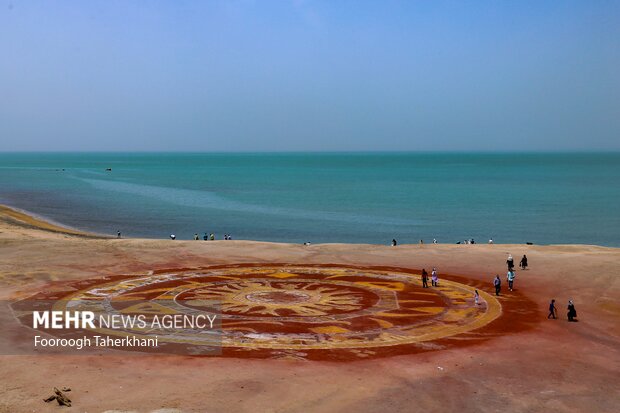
[{"left": 1, "top": 1, "right": 618, "bottom": 151}]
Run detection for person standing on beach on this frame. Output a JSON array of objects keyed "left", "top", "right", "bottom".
[
  {"left": 474, "top": 290, "right": 480, "bottom": 305},
  {"left": 431, "top": 268, "right": 438, "bottom": 286},
  {"left": 567, "top": 300, "right": 577, "bottom": 322},
  {"left": 507, "top": 270, "right": 516, "bottom": 291},
  {"left": 507, "top": 254, "right": 514, "bottom": 271},
  {"left": 117, "top": 231, "right": 121, "bottom": 239},
  {"left": 520, "top": 255, "right": 528, "bottom": 270},
  {"left": 210, "top": 233, "right": 215, "bottom": 240},
  {"left": 194, "top": 233, "right": 199, "bottom": 240},
  {"left": 433, "top": 238, "right": 437, "bottom": 244},
  {"left": 494, "top": 275, "right": 501, "bottom": 296},
  {"left": 422, "top": 269, "right": 429, "bottom": 288},
  {"left": 548, "top": 299, "right": 557, "bottom": 319},
  {"left": 391, "top": 239, "right": 397, "bottom": 246}
]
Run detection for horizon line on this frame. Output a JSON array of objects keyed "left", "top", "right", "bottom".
[{"left": 1, "top": 149, "right": 620, "bottom": 155}]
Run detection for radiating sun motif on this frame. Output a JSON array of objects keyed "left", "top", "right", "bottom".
[
  {"left": 13, "top": 264, "right": 505, "bottom": 360},
  {"left": 181, "top": 279, "right": 367, "bottom": 317}
]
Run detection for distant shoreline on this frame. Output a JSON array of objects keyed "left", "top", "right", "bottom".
[
  {"left": 0, "top": 204, "right": 106, "bottom": 239},
  {"left": 1, "top": 203, "right": 617, "bottom": 250}
]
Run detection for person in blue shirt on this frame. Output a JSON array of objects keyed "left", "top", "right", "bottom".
[
  {"left": 507, "top": 270, "right": 516, "bottom": 291},
  {"left": 547, "top": 299, "right": 557, "bottom": 319}
]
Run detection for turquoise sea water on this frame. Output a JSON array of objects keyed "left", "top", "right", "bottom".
[{"left": 0, "top": 153, "right": 618, "bottom": 246}]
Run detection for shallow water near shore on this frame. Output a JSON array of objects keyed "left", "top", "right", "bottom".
[{"left": 0, "top": 152, "right": 619, "bottom": 246}]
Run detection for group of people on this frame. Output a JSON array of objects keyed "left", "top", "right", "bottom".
[
  {"left": 391, "top": 239, "right": 436, "bottom": 246},
  {"left": 493, "top": 272, "right": 516, "bottom": 295},
  {"left": 167, "top": 233, "right": 235, "bottom": 241},
  {"left": 507, "top": 253, "right": 528, "bottom": 271},
  {"left": 492, "top": 253, "right": 578, "bottom": 322},
  {"left": 118, "top": 230, "right": 235, "bottom": 241},
  {"left": 388, "top": 238, "right": 535, "bottom": 245},
  {"left": 493, "top": 253, "right": 527, "bottom": 295},
  {"left": 191, "top": 233, "right": 233, "bottom": 241},
  {"left": 189, "top": 232, "right": 232, "bottom": 241},
  {"left": 421, "top": 268, "right": 439, "bottom": 288},
  {"left": 547, "top": 299, "right": 578, "bottom": 321},
  {"left": 391, "top": 238, "right": 511, "bottom": 245},
  {"left": 414, "top": 253, "right": 577, "bottom": 321},
  {"left": 455, "top": 238, "right": 478, "bottom": 244}
]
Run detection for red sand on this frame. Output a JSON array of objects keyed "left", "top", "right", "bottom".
[
  {"left": 0, "top": 206, "right": 618, "bottom": 412},
  {"left": 8, "top": 265, "right": 537, "bottom": 362}
]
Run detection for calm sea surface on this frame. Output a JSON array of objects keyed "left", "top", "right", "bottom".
[{"left": 0, "top": 153, "right": 618, "bottom": 246}]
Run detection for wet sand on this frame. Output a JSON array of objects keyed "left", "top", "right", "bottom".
[{"left": 0, "top": 205, "right": 618, "bottom": 412}]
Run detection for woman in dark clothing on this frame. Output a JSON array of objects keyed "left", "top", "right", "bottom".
[
  {"left": 567, "top": 300, "right": 577, "bottom": 321},
  {"left": 421, "top": 269, "right": 429, "bottom": 288},
  {"left": 520, "top": 255, "right": 528, "bottom": 270}
]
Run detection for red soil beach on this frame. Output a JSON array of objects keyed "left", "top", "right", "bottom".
[{"left": 0, "top": 207, "right": 619, "bottom": 412}]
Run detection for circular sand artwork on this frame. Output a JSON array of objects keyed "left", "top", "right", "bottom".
[{"left": 14, "top": 264, "right": 502, "bottom": 360}]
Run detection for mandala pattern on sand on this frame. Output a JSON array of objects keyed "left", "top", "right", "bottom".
[{"left": 14, "top": 264, "right": 502, "bottom": 360}]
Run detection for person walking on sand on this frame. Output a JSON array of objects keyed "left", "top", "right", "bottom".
[
  {"left": 431, "top": 268, "right": 439, "bottom": 287},
  {"left": 507, "top": 270, "right": 516, "bottom": 291},
  {"left": 520, "top": 255, "right": 528, "bottom": 270},
  {"left": 117, "top": 230, "right": 121, "bottom": 239},
  {"left": 567, "top": 300, "right": 577, "bottom": 322},
  {"left": 474, "top": 290, "right": 480, "bottom": 305},
  {"left": 422, "top": 269, "right": 429, "bottom": 288},
  {"left": 494, "top": 275, "right": 501, "bottom": 296},
  {"left": 548, "top": 299, "right": 557, "bottom": 319},
  {"left": 507, "top": 254, "right": 514, "bottom": 271}
]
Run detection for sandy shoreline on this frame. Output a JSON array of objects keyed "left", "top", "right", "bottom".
[
  {"left": 0, "top": 204, "right": 106, "bottom": 239},
  {"left": 0, "top": 204, "right": 619, "bottom": 412},
  {"left": 1, "top": 203, "right": 617, "bottom": 249}
]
